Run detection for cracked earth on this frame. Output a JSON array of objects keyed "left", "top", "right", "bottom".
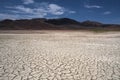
[{"left": 0, "top": 31, "right": 120, "bottom": 80}]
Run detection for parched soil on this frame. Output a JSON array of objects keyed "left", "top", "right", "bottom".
[{"left": 0, "top": 31, "right": 120, "bottom": 80}]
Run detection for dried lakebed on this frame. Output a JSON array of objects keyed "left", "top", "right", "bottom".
[{"left": 0, "top": 31, "right": 120, "bottom": 80}]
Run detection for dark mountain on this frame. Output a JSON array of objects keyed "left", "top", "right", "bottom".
[
  {"left": 45, "top": 18, "right": 80, "bottom": 25},
  {"left": 0, "top": 19, "right": 60, "bottom": 30},
  {"left": 0, "top": 18, "right": 120, "bottom": 31},
  {"left": 81, "top": 20, "right": 103, "bottom": 27}
]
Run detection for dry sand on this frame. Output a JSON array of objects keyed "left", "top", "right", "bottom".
[{"left": 0, "top": 31, "right": 120, "bottom": 80}]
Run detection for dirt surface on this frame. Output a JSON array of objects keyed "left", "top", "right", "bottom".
[{"left": 0, "top": 31, "right": 120, "bottom": 80}]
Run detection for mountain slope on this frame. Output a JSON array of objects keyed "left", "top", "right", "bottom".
[{"left": 0, "top": 18, "right": 120, "bottom": 31}]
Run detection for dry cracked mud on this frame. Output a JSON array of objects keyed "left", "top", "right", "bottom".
[{"left": 0, "top": 31, "right": 120, "bottom": 80}]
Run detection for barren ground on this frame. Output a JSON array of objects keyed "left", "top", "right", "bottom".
[{"left": 0, "top": 31, "right": 120, "bottom": 80}]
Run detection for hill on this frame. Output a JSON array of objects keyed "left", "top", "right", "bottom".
[{"left": 0, "top": 18, "right": 120, "bottom": 31}]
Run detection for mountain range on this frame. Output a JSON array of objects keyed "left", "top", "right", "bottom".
[{"left": 0, "top": 18, "right": 120, "bottom": 31}]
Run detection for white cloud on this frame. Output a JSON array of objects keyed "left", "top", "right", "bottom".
[
  {"left": 0, "top": 13, "right": 19, "bottom": 20},
  {"left": 48, "top": 4, "right": 65, "bottom": 15},
  {"left": 68, "top": 11, "right": 76, "bottom": 14},
  {"left": 23, "top": 0, "right": 34, "bottom": 4},
  {"left": 5, "top": 3, "right": 76, "bottom": 19},
  {"left": 103, "top": 11, "right": 111, "bottom": 15},
  {"left": 7, "top": 5, "right": 47, "bottom": 18},
  {"left": 15, "top": 5, "right": 33, "bottom": 13},
  {"left": 85, "top": 5, "right": 102, "bottom": 9}
]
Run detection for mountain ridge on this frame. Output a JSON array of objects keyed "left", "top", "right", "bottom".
[{"left": 0, "top": 18, "right": 120, "bottom": 31}]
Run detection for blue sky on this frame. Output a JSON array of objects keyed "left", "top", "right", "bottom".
[{"left": 0, "top": 0, "right": 120, "bottom": 24}]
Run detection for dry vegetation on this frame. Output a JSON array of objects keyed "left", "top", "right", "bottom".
[{"left": 0, "top": 31, "right": 120, "bottom": 80}]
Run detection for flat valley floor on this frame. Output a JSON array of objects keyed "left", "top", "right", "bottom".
[{"left": 0, "top": 31, "right": 120, "bottom": 80}]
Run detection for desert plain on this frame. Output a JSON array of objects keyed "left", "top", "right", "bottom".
[{"left": 0, "top": 30, "right": 120, "bottom": 80}]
